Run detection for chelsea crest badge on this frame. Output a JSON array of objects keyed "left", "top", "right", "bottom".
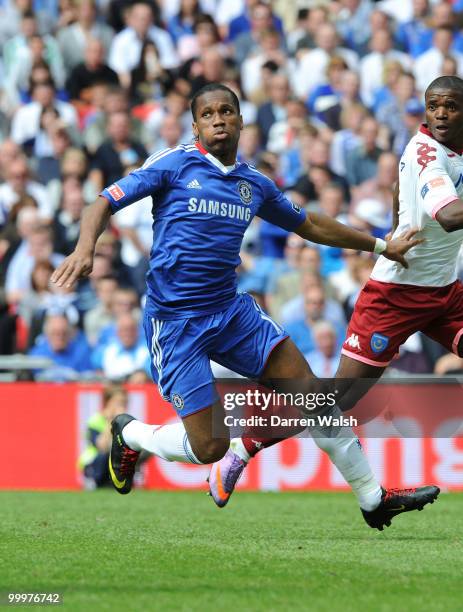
[{"left": 238, "top": 180, "right": 252, "bottom": 204}]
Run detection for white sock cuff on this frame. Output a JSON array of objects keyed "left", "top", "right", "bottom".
[
  {"left": 122, "top": 420, "right": 202, "bottom": 465},
  {"left": 181, "top": 431, "right": 203, "bottom": 464}
]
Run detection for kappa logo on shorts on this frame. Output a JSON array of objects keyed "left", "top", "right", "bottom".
[
  {"left": 108, "top": 183, "right": 125, "bottom": 201},
  {"left": 172, "top": 393, "right": 184, "bottom": 411},
  {"left": 345, "top": 333, "right": 361, "bottom": 350},
  {"left": 238, "top": 180, "right": 252, "bottom": 204},
  {"left": 370, "top": 332, "right": 389, "bottom": 354}
]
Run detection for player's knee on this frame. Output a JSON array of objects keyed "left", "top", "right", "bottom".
[{"left": 192, "top": 438, "right": 229, "bottom": 464}]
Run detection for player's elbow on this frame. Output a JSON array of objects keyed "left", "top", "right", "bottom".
[
  {"left": 296, "top": 213, "right": 317, "bottom": 241},
  {"left": 435, "top": 204, "right": 463, "bottom": 233},
  {"left": 438, "top": 216, "right": 462, "bottom": 233}
]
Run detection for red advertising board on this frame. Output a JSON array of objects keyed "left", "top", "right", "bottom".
[{"left": 2, "top": 383, "right": 463, "bottom": 491}]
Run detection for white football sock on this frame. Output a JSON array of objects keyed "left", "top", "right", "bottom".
[
  {"left": 311, "top": 406, "right": 382, "bottom": 511},
  {"left": 230, "top": 414, "right": 381, "bottom": 510},
  {"left": 122, "top": 420, "right": 202, "bottom": 464}
]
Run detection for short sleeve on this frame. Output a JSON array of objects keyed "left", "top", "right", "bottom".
[
  {"left": 256, "top": 178, "right": 306, "bottom": 231},
  {"left": 415, "top": 141, "right": 459, "bottom": 220},
  {"left": 101, "top": 149, "right": 179, "bottom": 213}
]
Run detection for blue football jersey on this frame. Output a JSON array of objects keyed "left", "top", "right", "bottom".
[{"left": 102, "top": 142, "right": 306, "bottom": 319}]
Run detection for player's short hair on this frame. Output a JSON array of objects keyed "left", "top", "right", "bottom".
[
  {"left": 425, "top": 75, "right": 463, "bottom": 97},
  {"left": 190, "top": 83, "right": 240, "bottom": 121}
]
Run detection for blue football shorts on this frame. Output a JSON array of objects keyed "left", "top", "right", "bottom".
[{"left": 142, "top": 292, "right": 288, "bottom": 418}]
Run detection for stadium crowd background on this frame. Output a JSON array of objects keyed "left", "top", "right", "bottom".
[{"left": 1, "top": 0, "right": 463, "bottom": 383}]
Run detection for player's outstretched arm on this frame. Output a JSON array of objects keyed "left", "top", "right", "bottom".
[
  {"left": 51, "top": 196, "right": 112, "bottom": 288},
  {"left": 296, "top": 213, "right": 423, "bottom": 268},
  {"left": 384, "top": 184, "right": 400, "bottom": 241}
]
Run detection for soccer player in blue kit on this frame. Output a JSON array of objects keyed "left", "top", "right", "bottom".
[{"left": 52, "top": 84, "right": 439, "bottom": 530}]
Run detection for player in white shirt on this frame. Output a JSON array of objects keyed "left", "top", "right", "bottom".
[
  {"left": 209, "top": 79, "right": 463, "bottom": 525},
  {"left": 338, "top": 75, "right": 463, "bottom": 405}
]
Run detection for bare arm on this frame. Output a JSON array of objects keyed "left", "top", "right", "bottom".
[
  {"left": 435, "top": 199, "right": 463, "bottom": 232},
  {"left": 296, "top": 212, "right": 423, "bottom": 268},
  {"left": 391, "top": 182, "right": 400, "bottom": 235},
  {"left": 384, "top": 183, "right": 399, "bottom": 241},
  {"left": 297, "top": 212, "right": 376, "bottom": 251},
  {"left": 51, "top": 196, "right": 112, "bottom": 288}
]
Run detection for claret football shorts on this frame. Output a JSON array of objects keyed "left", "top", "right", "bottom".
[
  {"left": 342, "top": 279, "right": 463, "bottom": 367},
  {"left": 143, "top": 293, "right": 288, "bottom": 417}
]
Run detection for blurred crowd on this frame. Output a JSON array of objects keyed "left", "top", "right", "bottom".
[{"left": 1, "top": 0, "right": 463, "bottom": 382}]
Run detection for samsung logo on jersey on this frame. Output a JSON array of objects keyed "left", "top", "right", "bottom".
[{"left": 188, "top": 198, "right": 251, "bottom": 222}]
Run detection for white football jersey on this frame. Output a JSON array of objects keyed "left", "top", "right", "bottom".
[{"left": 372, "top": 125, "right": 463, "bottom": 286}]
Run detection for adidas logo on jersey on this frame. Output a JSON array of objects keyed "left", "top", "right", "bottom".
[
  {"left": 345, "top": 334, "right": 361, "bottom": 350},
  {"left": 187, "top": 179, "right": 202, "bottom": 189}
]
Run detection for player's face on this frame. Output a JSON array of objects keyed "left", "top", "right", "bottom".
[
  {"left": 192, "top": 91, "right": 243, "bottom": 164},
  {"left": 425, "top": 88, "right": 463, "bottom": 148}
]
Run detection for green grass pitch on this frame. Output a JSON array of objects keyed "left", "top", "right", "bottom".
[{"left": 1, "top": 491, "right": 461, "bottom": 611}]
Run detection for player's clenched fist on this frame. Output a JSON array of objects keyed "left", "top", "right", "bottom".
[{"left": 51, "top": 249, "right": 94, "bottom": 288}]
